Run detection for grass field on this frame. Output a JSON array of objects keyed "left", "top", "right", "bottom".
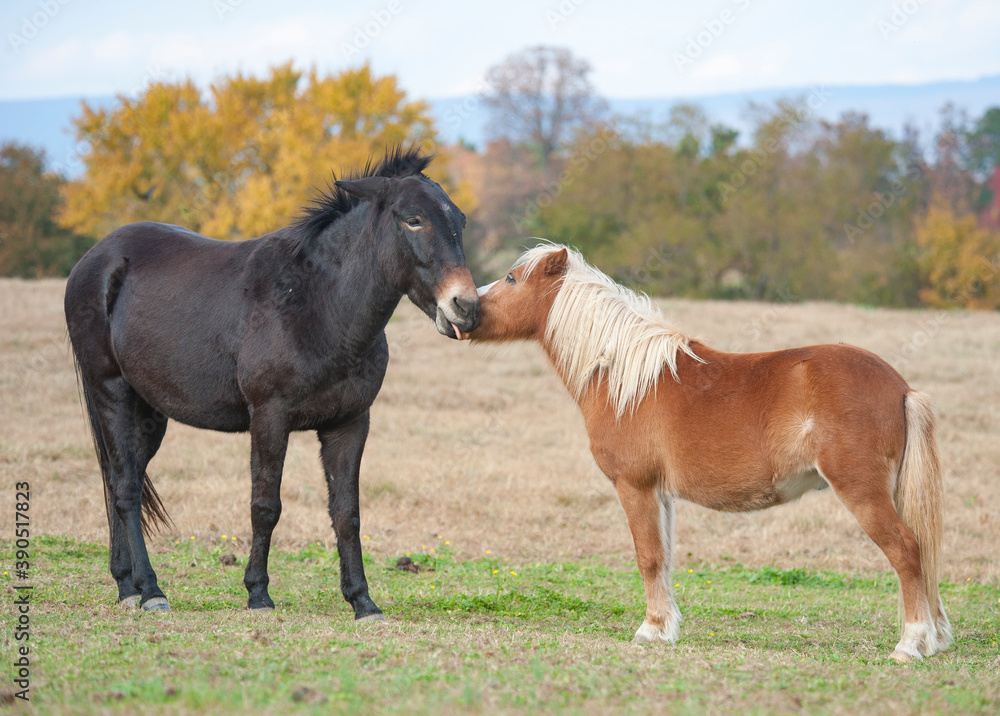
[
  {"left": 2, "top": 535, "right": 999, "bottom": 714},
  {"left": 2, "top": 278, "right": 999, "bottom": 713}
]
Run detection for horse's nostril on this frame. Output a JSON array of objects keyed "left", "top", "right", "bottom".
[
  {"left": 452, "top": 295, "right": 478, "bottom": 319},
  {"left": 451, "top": 295, "right": 480, "bottom": 329}
]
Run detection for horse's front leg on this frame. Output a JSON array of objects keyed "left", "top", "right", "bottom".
[
  {"left": 319, "top": 412, "right": 383, "bottom": 621},
  {"left": 614, "top": 479, "right": 681, "bottom": 644},
  {"left": 243, "top": 410, "right": 289, "bottom": 611}
]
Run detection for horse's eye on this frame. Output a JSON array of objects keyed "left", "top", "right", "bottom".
[
  {"left": 405, "top": 217, "right": 422, "bottom": 229},
  {"left": 505, "top": 272, "right": 516, "bottom": 284}
]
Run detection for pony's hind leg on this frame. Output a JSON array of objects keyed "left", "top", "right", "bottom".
[
  {"left": 115, "top": 400, "right": 170, "bottom": 608},
  {"left": 822, "top": 467, "right": 939, "bottom": 660},
  {"left": 93, "top": 378, "right": 170, "bottom": 610},
  {"left": 614, "top": 479, "right": 681, "bottom": 644}
]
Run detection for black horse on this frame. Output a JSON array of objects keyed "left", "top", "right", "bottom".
[{"left": 65, "top": 147, "right": 479, "bottom": 619}]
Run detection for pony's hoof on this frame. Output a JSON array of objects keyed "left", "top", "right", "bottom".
[
  {"left": 633, "top": 621, "right": 678, "bottom": 645},
  {"left": 356, "top": 613, "right": 386, "bottom": 623},
  {"left": 249, "top": 605, "right": 275, "bottom": 613},
  {"left": 118, "top": 594, "right": 141, "bottom": 609},
  {"left": 633, "top": 632, "right": 666, "bottom": 645},
  {"left": 890, "top": 649, "right": 918, "bottom": 663},
  {"left": 141, "top": 596, "right": 171, "bottom": 612}
]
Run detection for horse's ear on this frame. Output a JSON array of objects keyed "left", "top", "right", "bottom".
[
  {"left": 542, "top": 248, "right": 569, "bottom": 275},
  {"left": 335, "top": 177, "right": 392, "bottom": 203}
]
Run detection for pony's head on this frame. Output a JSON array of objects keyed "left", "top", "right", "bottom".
[
  {"left": 467, "top": 243, "right": 700, "bottom": 417},
  {"left": 468, "top": 245, "right": 569, "bottom": 343}
]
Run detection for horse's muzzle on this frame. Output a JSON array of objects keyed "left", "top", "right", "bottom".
[{"left": 435, "top": 293, "right": 479, "bottom": 340}]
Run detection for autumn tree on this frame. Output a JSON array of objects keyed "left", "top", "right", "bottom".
[
  {"left": 0, "top": 143, "right": 91, "bottom": 277},
  {"left": 529, "top": 99, "right": 946, "bottom": 305},
  {"left": 965, "top": 107, "right": 1000, "bottom": 178},
  {"left": 454, "top": 139, "right": 552, "bottom": 261},
  {"left": 965, "top": 106, "right": 1000, "bottom": 216},
  {"left": 926, "top": 104, "right": 973, "bottom": 216},
  {"left": 58, "top": 64, "right": 465, "bottom": 241},
  {"left": 483, "top": 46, "right": 606, "bottom": 166},
  {"left": 916, "top": 205, "right": 1000, "bottom": 309}
]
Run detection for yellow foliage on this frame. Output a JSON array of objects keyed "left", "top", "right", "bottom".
[
  {"left": 59, "top": 64, "right": 443, "bottom": 240},
  {"left": 916, "top": 205, "right": 1000, "bottom": 309},
  {"left": 424, "top": 144, "right": 479, "bottom": 218}
]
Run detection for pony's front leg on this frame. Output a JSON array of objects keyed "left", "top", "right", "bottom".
[
  {"left": 319, "top": 412, "right": 383, "bottom": 621},
  {"left": 615, "top": 480, "right": 681, "bottom": 644},
  {"left": 243, "top": 411, "right": 289, "bottom": 611}
]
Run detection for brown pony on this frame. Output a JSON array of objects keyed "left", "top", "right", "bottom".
[{"left": 467, "top": 244, "right": 950, "bottom": 661}]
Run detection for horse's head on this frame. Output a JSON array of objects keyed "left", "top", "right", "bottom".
[
  {"left": 466, "top": 246, "right": 569, "bottom": 343},
  {"left": 336, "top": 174, "right": 479, "bottom": 340}
]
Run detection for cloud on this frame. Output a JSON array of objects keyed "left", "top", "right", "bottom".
[
  {"left": 93, "top": 32, "right": 142, "bottom": 64},
  {"left": 1, "top": 0, "right": 998, "bottom": 102},
  {"left": 691, "top": 55, "right": 742, "bottom": 81}
]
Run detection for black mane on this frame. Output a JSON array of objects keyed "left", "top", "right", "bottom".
[{"left": 292, "top": 145, "right": 433, "bottom": 241}]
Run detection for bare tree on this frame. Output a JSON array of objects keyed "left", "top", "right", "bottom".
[
  {"left": 931, "top": 103, "right": 973, "bottom": 214},
  {"left": 484, "top": 46, "right": 605, "bottom": 165}
]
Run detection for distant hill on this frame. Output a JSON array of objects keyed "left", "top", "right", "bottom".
[
  {"left": 1, "top": 75, "right": 997, "bottom": 176},
  {"left": 435, "top": 75, "right": 1000, "bottom": 150}
]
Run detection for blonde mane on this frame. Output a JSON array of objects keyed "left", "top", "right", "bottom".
[{"left": 517, "top": 244, "right": 702, "bottom": 419}]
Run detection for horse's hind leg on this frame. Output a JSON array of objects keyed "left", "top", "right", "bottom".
[
  {"left": 614, "top": 478, "right": 681, "bottom": 644},
  {"left": 114, "top": 400, "right": 169, "bottom": 608},
  {"left": 108, "top": 508, "right": 136, "bottom": 607},
  {"left": 822, "top": 464, "right": 938, "bottom": 660},
  {"left": 93, "top": 379, "right": 170, "bottom": 611}
]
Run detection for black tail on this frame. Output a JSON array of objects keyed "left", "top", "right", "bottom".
[{"left": 70, "top": 347, "right": 172, "bottom": 537}]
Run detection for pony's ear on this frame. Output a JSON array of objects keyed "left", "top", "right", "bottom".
[
  {"left": 542, "top": 248, "right": 569, "bottom": 275},
  {"left": 335, "top": 176, "right": 392, "bottom": 203}
]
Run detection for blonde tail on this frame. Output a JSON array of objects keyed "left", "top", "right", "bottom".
[{"left": 894, "top": 390, "right": 951, "bottom": 651}]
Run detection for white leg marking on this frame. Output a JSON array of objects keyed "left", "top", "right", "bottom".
[
  {"left": 634, "top": 493, "right": 682, "bottom": 645},
  {"left": 892, "top": 613, "right": 942, "bottom": 661},
  {"left": 634, "top": 601, "right": 682, "bottom": 644},
  {"left": 934, "top": 597, "right": 953, "bottom": 653}
]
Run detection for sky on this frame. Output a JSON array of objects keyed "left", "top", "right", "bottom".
[{"left": 1, "top": 0, "right": 999, "bottom": 102}]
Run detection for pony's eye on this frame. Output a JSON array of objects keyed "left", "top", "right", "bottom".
[
  {"left": 405, "top": 217, "right": 422, "bottom": 228},
  {"left": 505, "top": 272, "right": 516, "bottom": 284}
]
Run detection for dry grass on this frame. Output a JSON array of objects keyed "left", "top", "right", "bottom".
[{"left": 2, "top": 278, "right": 998, "bottom": 586}]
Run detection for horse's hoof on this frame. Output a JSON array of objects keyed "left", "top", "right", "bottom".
[
  {"left": 118, "top": 594, "right": 141, "bottom": 609},
  {"left": 890, "top": 649, "right": 917, "bottom": 663},
  {"left": 356, "top": 613, "right": 386, "bottom": 623},
  {"left": 141, "top": 597, "right": 171, "bottom": 612},
  {"left": 249, "top": 605, "right": 275, "bottom": 613}
]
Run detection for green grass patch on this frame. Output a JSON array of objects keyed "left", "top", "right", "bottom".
[{"left": 2, "top": 535, "right": 998, "bottom": 714}]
